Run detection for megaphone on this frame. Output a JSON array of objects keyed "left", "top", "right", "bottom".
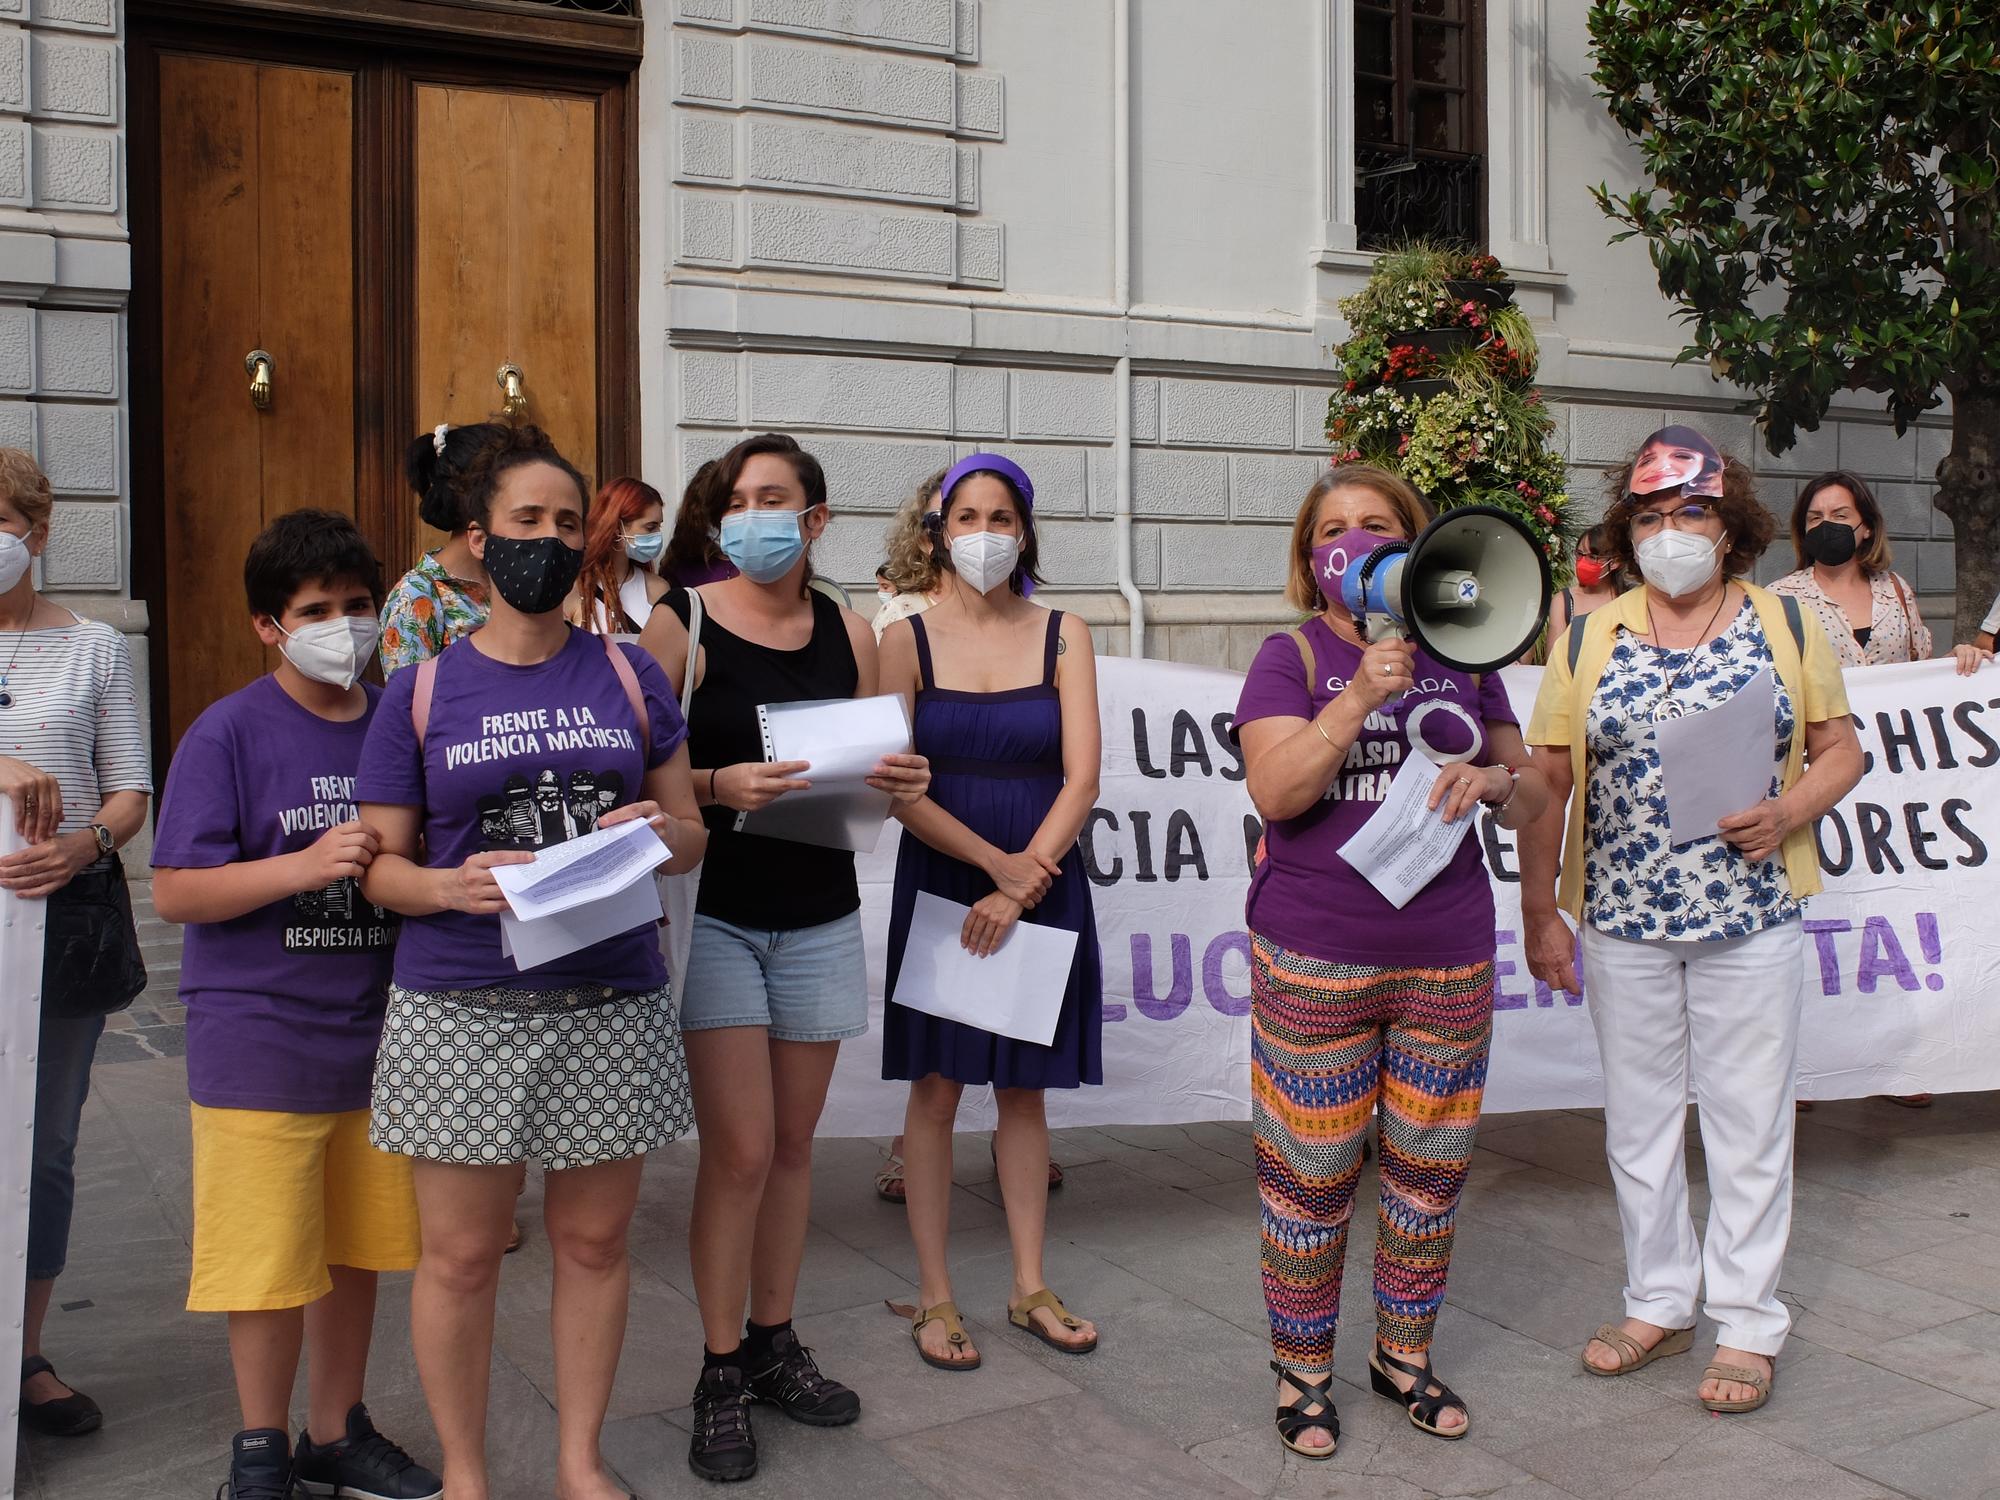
[{"left": 1336, "top": 504, "right": 1552, "bottom": 673}]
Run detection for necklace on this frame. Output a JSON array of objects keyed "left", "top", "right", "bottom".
[
  {"left": 0, "top": 602, "right": 37, "bottom": 708},
  {"left": 1647, "top": 587, "right": 1730, "bottom": 723}
]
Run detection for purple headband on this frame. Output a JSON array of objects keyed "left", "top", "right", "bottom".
[{"left": 941, "top": 452, "right": 1035, "bottom": 510}]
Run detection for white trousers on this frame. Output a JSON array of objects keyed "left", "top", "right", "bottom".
[{"left": 1580, "top": 919, "right": 1804, "bottom": 1356}]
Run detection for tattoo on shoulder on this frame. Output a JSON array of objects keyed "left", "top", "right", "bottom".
[{"left": 1055, "top": 636, "right": 1068, "bottom": 655}]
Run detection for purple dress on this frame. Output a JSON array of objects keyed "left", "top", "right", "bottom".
[{"left": 881, "top": 611, "right": 1103, "bottom": 1089}]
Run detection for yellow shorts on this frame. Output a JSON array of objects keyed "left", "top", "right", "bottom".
[{"left": 187, "top": 1103, "right": 420, "bottom": 1313}]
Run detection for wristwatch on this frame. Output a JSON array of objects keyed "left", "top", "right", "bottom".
[{"left": 88, "top": 822, "right": 114, "bottom": 855}]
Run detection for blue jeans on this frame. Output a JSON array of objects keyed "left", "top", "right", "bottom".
[
  {"left": 678, "top": 912, "right": 868, "bottom": 1043},
  {"left": 27, "top": 1010, "right": 105, "bottom": 1282}
]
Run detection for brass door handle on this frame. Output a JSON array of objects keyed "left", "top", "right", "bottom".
[
  {"left": 496, "top": 362, "right": 526, "bottom": 416},
  {"left": 245, "top": 349, "right": 274, "bottom": 410}
]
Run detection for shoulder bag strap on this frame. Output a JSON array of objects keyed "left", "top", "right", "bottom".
[
  {"left": 680, "top": 586, "right": 705, "bottom": 721},
  {"left": 1288, "top": 625, "right": 1320, "bottom": 697},
  {"left": 1780, "top": 592, "right": 1805, "bottom": 653},
  {"left": 1888, "top": 571, "right": 1917, "bottom": 643},
  {"left": 411, "top": 655, "right": 439, "bottom": 749}
]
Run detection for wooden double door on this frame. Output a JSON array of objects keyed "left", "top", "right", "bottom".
[{"left": 131, "top": 9, "right": 636, "bottom": 754}]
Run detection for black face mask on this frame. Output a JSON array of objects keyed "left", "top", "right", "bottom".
[
  {"left": 1803, "top": 521, "right": 1859, "bottom": 568},
  {"left": 482, "top": 533, "right": 584, "bottom": 615}
]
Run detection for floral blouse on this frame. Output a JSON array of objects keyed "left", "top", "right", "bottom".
[
  {"left": 1583, "top": 600, "right": 1799, "bottom": 942},
  {"left": 1769, "top": 567, "right": 1932, "bottom": 667},
  {"left": 377, "top": 550, "right": 489, "bottom": 677}
]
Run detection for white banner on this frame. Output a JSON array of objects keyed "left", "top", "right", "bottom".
[
  {"left": 820, "top": 655, "right": 2000, "bottom": 1134},
  {"left": 2, "top": 794, "right": 47, "bottom": 1498}
]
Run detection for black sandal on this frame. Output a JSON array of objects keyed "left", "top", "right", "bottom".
[
  {"left": 1369, "top": 1345, "right": 1468, "bottom": 1439},
  {"left": 19, "top": 1355, "right": 102, "bottom": 1437},
  {"left": 1268, "top": 1360, "right": 1338, "bottom": 1460}
]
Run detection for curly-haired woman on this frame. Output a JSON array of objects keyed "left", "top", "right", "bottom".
[{"left": 1521, "top": 427, "right": 1863, "bottom": 1416}]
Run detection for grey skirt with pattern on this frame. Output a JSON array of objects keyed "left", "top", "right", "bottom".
[{"left": 369, "top": 982, "right": 693, "bottom": 1170}]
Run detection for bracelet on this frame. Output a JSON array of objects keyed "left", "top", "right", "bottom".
[
  {"left": 1488, "top": 764, "right": 1521, "bottom": 811},
  {"left": 1313, "top": 716, "right": 1337, "bottom": 750}
]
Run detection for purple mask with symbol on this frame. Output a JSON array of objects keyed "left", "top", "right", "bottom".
[{"left": 1312, "top": 528, "right": 1391, "bottom": 599}]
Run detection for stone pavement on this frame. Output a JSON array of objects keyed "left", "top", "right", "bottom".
[{"left": 14, "top": 1047, "right": 2000, "bottom": 1500}]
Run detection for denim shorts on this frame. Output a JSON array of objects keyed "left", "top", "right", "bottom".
[{"left": 679, "top": 911, "right": 869, "bottom": 1042}]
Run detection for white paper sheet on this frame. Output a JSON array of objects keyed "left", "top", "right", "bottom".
[
  {"left": 1655, "top": 668, "right": 1776, "bottom": 848},
  {"left": 737, "top": 694, "right": 912, "bottom": 853},
  {"left": 490, "top": 816, "right": 668, "bottom": 922},
  {"left": 1336, "top": 754, "right": 1476, "bottom": 909},
  {"left": 499, "top": 877, "right": 664, "bottom": 970},
  {"left": 490, "top": 816, "right": 670, "bottom": 969},
  {"left": 888, "top": 891, "right": 1080, "bottom": 1047}
]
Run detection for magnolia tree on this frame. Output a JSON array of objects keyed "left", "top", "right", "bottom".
[{"left": 1590, "top": 1, "right": 2000, "bottom": 634}]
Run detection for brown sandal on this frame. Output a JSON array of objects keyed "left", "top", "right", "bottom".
[
  {"left": 875, "top": 1152, "right": 907, "bottom": 1203},
  {"left": 1582, "top": 1322, "right": 1694, "bottom": 1376},
  {"left": 1700, "top": 1359, "right": 1773, "bottom": 1413},
  {"left": 1008, "top": 1288, "right": 1097, "bottom": 1354},
  {"left": 906, "top": 1300, "right": 981, "bottom": 1372}
]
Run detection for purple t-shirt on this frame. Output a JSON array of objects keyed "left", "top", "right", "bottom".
[
  {"left": 152, "top": 675, "right": 400, "bottom": 1113},
  {"left": 355, "top": 629, "right": 689, "bottom": 994},
  {"left": 1232, "top": 617, "right": 1516, "bottom": 966}
]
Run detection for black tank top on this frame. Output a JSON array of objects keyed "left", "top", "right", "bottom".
[{"left": 666, "top": 586, "right": 862, "bottom": 931}]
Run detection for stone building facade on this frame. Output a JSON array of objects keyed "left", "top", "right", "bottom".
[
  {"left": 2, "top": 0, "right": 1966, "bottom": 780},
  {"left": 640, "top": 0, "right": 1959, "bottom": 665}
]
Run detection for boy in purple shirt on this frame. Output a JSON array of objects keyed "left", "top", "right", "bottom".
[{"left": 153, "top": 510, "right": 441, "bottom": 1500}]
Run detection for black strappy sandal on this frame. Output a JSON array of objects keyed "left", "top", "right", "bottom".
[
  {"left": 1268, "top": 1360, "right": 1338, "bottom": 1460},
  {"left": 1368, "top": 1345, "right": 1469, "bottom": 1440}
]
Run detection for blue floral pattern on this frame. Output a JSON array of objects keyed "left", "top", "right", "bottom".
[{"left": 1583, "top": 600, "right": 1799, "bottom": 941}]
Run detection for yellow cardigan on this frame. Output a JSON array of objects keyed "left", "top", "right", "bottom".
[{"left": 1525, "top": 580, "right": 1850, "bottom": 920}]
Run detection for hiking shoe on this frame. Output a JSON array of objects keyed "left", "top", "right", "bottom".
[
  {"left": 687, "top": 1364, "right": 757, "bottom": 1483},
  {"left": 744, "top": 1328, "right": 860, "bottom": 1427},
  {"left": 218, "top": 1428, "right": 306, "bottom": 1500},
  {"left": 294, "top": 1403, "right": 442, "bottom": 1500}
]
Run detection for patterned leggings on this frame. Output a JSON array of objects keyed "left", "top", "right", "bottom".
[{"left": 1251, "top": 935, "right": 1494, "bottom": 1375}]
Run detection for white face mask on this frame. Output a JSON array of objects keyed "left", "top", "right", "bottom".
[
  {"left": 1634, "top": 529, "right": 1723, "bottom": 600},
  {"left": 278, "top": 616, "right": 380, "bottom": 690},
  {"left": 949, "top": 530, "right": 1021, "bottom": 595},
  {"left": 0, "top": 531, "right": 31, "bottom": 593}
]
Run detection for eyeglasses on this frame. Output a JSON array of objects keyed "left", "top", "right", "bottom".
[{"left": 1629, "top": 501, "right": 1718, "bottom": 536}]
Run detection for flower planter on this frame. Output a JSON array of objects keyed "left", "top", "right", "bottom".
[
  {"left": 1446, "top": 278, "right": 1516, "bottom": 309},
  {"left": 1387, "top": 326, "right": 1482, "bottom": 356},
  {"left": 1395, "top": 378, "right": 1453, "bottom": 401}
]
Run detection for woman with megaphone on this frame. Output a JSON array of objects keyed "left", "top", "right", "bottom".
[
  {"left": 1519, "top": 427, "right": 1863, "bottom": 1416},
  {"left": 1233, "top": 464, "right": 1551, "bottom": 1460}
]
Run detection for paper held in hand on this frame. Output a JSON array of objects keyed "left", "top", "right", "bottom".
[
  {"left": 1654, "top": 668, "right": 1777, "bottom": 848},
  {"left": 1337, "top": 754, "right": 1477, "bottom": 909},
  {"left": 737, "top": 694, "right": 912, "bottom": 853},
  {"left": 889, "top": 891, "right": 1080, "bottom": 1047},
  {"left": 492, "top": 816, "right": 668, "bottom": 970}
]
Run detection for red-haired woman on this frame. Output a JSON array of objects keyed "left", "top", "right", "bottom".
[{"left": 570, "top": 476, "right": 670, "bottom": 635}]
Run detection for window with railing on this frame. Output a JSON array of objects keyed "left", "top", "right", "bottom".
[{"left": 1354, "top": 0, "right": 1485, "bottom": 249}]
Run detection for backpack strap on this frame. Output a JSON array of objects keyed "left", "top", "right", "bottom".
[
  {"left": 411, "top": 655, "right": 439, "bottom": 749},
  {"left": 1565, "top": 614, "right": 1587, "bottom": 675},
  {"left": 603, "top": 636, "right": 650, "bottom": 743}
]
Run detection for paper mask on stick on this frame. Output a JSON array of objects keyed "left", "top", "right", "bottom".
[{"left": 1627, "top": 425, "right": 1722, "bottom": 499}]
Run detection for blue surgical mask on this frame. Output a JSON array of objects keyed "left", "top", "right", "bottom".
[
  {"left": 622, "top": 532, "right": 665, "bottom": 565},
  {"left": 718, "top": 507, "right": 812, "bottom": 584}
]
